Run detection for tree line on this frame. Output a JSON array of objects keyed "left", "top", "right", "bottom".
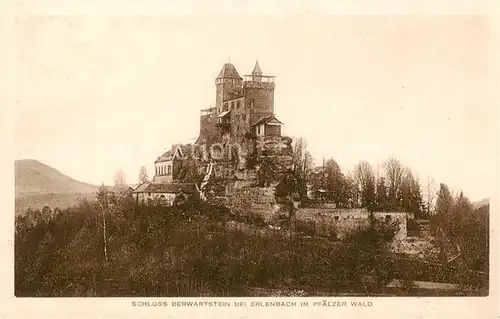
[
  {"left": 431, "top": 184, "right": 489, "bottom": 274},
  {"left": 282, "top": 138, "right": 435, "bottom": 218},
  {"left": 286, "top": 137, "right": 489, "bottom": 277}
]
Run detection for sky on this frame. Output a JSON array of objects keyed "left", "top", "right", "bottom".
[{"left": 14, "top": 15, "right": 498, "bottom": 201}]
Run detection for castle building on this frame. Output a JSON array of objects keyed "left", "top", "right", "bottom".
[
  {"left": 198, "top": 60, "right": 283, "bottom": 144},
  {"left": 133, "top": 60, "right": 286, "bottom": 205},
  {"left": 153, "top": 144, "right": 192, "bottom": 184}
]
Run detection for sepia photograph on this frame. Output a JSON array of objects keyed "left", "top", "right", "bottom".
[{"left": 11, "top": 12, "right": 495, "bottom": 303}]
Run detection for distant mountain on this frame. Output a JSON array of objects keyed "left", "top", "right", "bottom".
[
  {"left": 15, "top": 159, "right": 99, "bottom": 214},
  {"left": 472, "top": 198, "right": 489, "bottom": 210}
]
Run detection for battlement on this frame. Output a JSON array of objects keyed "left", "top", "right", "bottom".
[
  {"left": 243, "top": 81, "right": 275, "bottom": 90},
  {"left": 200, "top": 107, "right": 216, "bottom": 116}
]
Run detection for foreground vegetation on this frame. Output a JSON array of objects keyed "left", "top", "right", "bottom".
[{"left": 15, "top": 187, "right": 488, "bottom": 297}]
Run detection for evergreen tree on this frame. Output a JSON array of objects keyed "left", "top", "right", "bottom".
[
  {"left": 375, "top": 177, "right": 389, "bottom": 211},
  {"left": 399, "top": 170, "right": 424, "bottom": 216},
  {"left": 435, "top": 183, "right": 453, "bottom": 233},
  {"left": 353, "top": 161, "right": 376, "bottom": 210},
  {"left": 324, "top": 159, "right": 346, "bottom": 207}
]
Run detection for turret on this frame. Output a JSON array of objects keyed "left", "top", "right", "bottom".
[
  {"left": 243, "top": 60, "right": 276, "bottom": 123},
  {"left": 251, "top": 60, "right": 263, "bottom": 82},
  {"left": 215, "top": 63, "right": 242, "bottom": 114}
]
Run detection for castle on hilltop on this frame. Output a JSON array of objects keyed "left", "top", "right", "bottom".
[
  {"left": 131, "top": 60, "right": 408, "bottom": 242},
  {"left": 133, "top": 61, "right": 291, "bottom": 205}
]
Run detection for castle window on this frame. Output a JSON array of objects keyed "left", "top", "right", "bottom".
[
  {"left": 236, "top": 100, "right": 240, "bottom": 109},
  {"left": 168, "top": 165, "right": 172, "bottom": 175}
]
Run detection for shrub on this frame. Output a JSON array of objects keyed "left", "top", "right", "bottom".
[{"left": 295, "top": 219, "right": 316, "bottom": 237}]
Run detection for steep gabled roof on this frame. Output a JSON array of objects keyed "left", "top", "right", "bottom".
[
  {"left": 217, "top": 110, "right": 231, "bottom": 118},
  {"left": 252, "top": 60, "right": 263, "bottom": 75},
  {"left": 133, "top": 181, "right": 151, "bottom": 193},
  {"left": 155, "top": 144, "right": 194, "bottom": 163},
  {"left": 252, "top": 115, "right": 284, "bottom": 127},
  {"left": 155, "top": 146, "right": 178, "bottom": 163},
  {"left": 216, "top": 63, "right": 243, "bottom": 80}
]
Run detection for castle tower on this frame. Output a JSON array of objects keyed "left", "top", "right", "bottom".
[
  {"left": 215, "top": 63, "right": 243, "bottom": 114},
  {"left": 243, "top": 60, "right": 276, "bottom": 123}
]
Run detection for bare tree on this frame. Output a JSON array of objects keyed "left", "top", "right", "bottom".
[
  {"left": 383, "top": 157, "right": 405, "bottom": 208},
  {"left": 424, "top": 176, "right": 437, "bottom": 216},
  {"left": 138, "top": 166, "right": 149, "bottom": 184},
  {"left": 95, "top": 184, "right": 109, "bottom": 265}
]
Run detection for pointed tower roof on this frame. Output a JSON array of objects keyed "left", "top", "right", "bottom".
[
  {"left": 216, "top": 63, "right": 242, "bottom": 80},
  {"left": 252, "top": 60, "right": 263, "bottom": 75}
]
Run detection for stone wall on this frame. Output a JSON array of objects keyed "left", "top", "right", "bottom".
[
  {"left": 294, "top": 208, "right": 408, "bottom": 241},
  {"left": 301, "top": 201, "right": 338, "bottom": 209},
  {"left": 294, "top": 208, "right": 371, "bottom": 240},
  {"left": 226, "top": 185, "right": 284, "bottom": 223}
]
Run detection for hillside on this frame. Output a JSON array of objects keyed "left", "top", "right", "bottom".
[
  {"left": 15, "top": 159, "right": 99, "bottom": 214},
  {"left": 472, "top": 198, "right": 489, "bottom": 210}
]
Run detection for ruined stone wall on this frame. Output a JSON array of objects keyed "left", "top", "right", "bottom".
[
  {"left": 293, "top": 208, "right": 408, "bottom": 241},
  {"left": 294, "top": 208, "right": 371, "bottom": 240}
]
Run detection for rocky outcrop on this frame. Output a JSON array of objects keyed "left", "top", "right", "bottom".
[{"left": 226, "top": 185, "right": 280, "bottom": 222}]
